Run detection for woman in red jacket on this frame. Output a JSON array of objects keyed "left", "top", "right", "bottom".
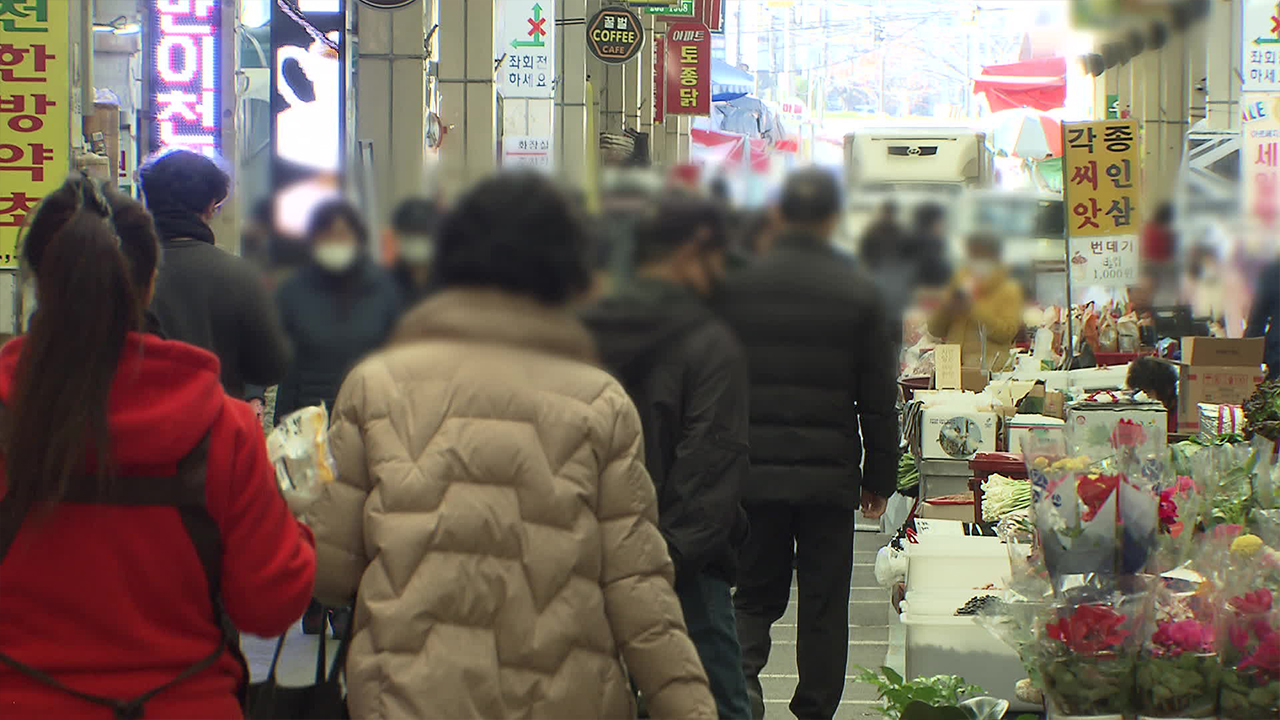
[{"left": 0, "top": 176, "right": 316, "bottom": 719}]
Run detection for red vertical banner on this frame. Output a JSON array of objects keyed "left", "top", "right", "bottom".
[
  {"left": 664, "top": 22, "right": 710, "bottom": 116},
  {"left": 700, "top": 0, "right": 724, "bottom": 32},
  {"left": 654, "top": 35, "right": 666, "bottom": 125}
]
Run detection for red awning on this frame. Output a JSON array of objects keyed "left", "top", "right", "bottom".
[{"left": 972, "top": 57, "right": 1067, "bottom": 113}]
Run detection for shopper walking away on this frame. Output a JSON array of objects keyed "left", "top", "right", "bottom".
[
  {"left": 386, "top": 196, "right": 441, "bottom": 304},
  {"left": 305, "top": 172, "right": 715, "bottom": 720},
  {"left": 141, "top": 149, "right": 292, "bottom": 405},
  {"left": 583, "top": 191, "right": 752, "bottom": 719},
  {"left": 858, "top": 199, "right": 904, "bottom": 271},
  {"left": 719, "top": 168, "right": 899, "bottom": 720},
  {"left": 0, "top": 176, "right": 316, "bottom": 719}
]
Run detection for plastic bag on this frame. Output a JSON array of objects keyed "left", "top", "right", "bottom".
[{"left": 266, "top": 405, "right": 337, "bottom": 513}]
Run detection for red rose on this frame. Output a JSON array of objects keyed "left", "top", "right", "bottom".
[
  {"left": 1078, "top": 473, "right": 1121, "bottom": 522},
  {"left": 1109, "top": 418, "right": 1148, "bottom": 449}
]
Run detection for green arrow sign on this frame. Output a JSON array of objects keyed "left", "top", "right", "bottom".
[{"left": 512, "top": 3, "right": 548, "bottom": 49}]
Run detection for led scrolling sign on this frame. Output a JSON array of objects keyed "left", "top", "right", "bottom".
[{"left": 148, "top": 0, "right": 222, "bottom": 155}]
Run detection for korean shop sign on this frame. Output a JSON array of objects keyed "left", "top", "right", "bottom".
[
  {"left": 499, "top": 0, "right": 555, "bottom": 99},
  {"left": 664, "top": 22, "right": 709, "bottom": 116},
  {"left": 1243, "top": 0, "right": 1280, "bottom": 92},
  {"left": 643, "top": 0, "right": 694, "bottom": 17},
  {"left": 0, "top": 0, "right": 70, "bottom": 269},
  {"left": 147, "top": 0, "right": 223, "bottom": 155},
  {"left": 653, "top": 35, "right": 666, "bottom": 124},
  {"left": 587, "top": 6, "right": 644, "bottom": 64},
  {"left": 1062, "top": 119, "right": 1141, "bottom": 289},
  {"left": 1242, "top": 94, "right": 1280, "bottom": 227}
]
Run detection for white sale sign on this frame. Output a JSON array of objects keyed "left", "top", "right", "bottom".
[{"left": 497, "top": 0, "right": 556, "bottom": 99}]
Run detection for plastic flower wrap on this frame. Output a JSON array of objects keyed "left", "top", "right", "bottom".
[
  {"left": 1191, "top": 442, "right": 1260, "bottom": 530},
  {"left": 976, "top": 594, "right": 1053, "bottom": 687},
  {"left": 1036, "top": 587, "right": 1142, "bottom": 716},
  {"left": 999, "top": 513, "right": 1052, "bottom": 600},
  {"left": 1023, "top": 440, "right": 1118, "bottom": 584},
  {"left": 1150, "top": 475, "right": 1205, "bottom": 573},
  {"left": 1136, "top": 577, "right": 1221, "bottom": 718},
  {"left": 1216, "top": 533, "right": 1280, "bottom": 720},
  {"left": 266, "top": 405, "right": 337, "bottom": 513}
]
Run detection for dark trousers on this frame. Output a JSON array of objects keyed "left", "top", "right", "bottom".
[
  {"left": 734, "top": 502, "right": 856, "bottom": 720},
  {"left": 677, "top": 571, "right": 752, "bottom": 720}
]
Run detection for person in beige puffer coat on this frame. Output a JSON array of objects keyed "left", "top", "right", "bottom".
[{"left": 305, "top": 173, "right": 715, "bottom": 719}]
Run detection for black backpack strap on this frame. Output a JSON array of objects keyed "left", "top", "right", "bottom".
[{"left": 0, "top": 431, "right": 250, "bottom": 716}]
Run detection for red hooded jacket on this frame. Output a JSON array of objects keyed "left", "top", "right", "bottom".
[{"left": 0, "top": 333, "right": 316, "bottom": 719}]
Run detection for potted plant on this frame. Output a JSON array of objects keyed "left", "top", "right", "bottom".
[
  {"left": 852, "top": 666, "right": 1001, "bottom": 720},
  {"left": 1037, "top": 602, "right": 1137, "bottom": 719},
  {"left": 1136, "top": 588, "right": 1219, "bottom": 719},
  {"left": 1219, "top": 588, "right": 1280, "bottom": 720}
]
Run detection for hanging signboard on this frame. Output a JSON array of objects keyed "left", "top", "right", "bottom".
[
  {"left": 665, "top": 22, "right": 710, "bottom": 117},
  {"left": 654, "top": 35, "right": 666, "bottom": 125},
  {"left": 146, "top": 0, "right": 223, "bottom": 155},
  {"left": 645, "top": 0, "right": 723, "bottom": 32},
  {"left": 586, "top": 6, "right": 644, "bottom": 65},
  {"left": 357, "top": 0, "right": 416, "bottom": 7},
  {"left": 502, "top": 135, "right": 554, "bottom": 172},
  {"left": 0, "top": 0, "right": 70, "bottom": 268},
  {"left": 1242, "top": 94, "right": 1280, "bottom": 227},
  {"left": 498, "top": 0, "right": 555, "bottom": 99},
  {"left": 1062, "top": 119, "right": 1141, "bottom": 289},
  {"left": 1243, "top": 0, "right": 1280, "bottom": 92}
]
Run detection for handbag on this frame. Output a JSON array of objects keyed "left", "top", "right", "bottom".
[{"left": 247, "top": 613, "right": 352, "bottom": 720}]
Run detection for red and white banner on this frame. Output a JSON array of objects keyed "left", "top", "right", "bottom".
[{"left": 664, "top": 22, "right": 710, "bottom": 116}]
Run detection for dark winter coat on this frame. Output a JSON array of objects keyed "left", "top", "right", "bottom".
[
  {"left": 582, "top": 278, "right": 750, "bottom": 583},
  {"left": 150, "top": 211, "right": 293, "bottom": 400},
  {"left": 274, "top": 259, "right": 403, "bottom": 420},
  {"left": 1247, "top": 257, "right": 1280, "bottom": 379},
  {"left": 717, "top": 230, "right": 900, "bottom": 509}
]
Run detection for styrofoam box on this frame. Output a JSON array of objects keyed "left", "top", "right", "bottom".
[
  {"left": 921, "top": 409, "right": 998, "bottom": 461},
  {"left": 906, "top": 541, "right": 1010, "bottom": 593},
  {"left": 901, "top": 607, "right": 1037, "bottom": 711}
]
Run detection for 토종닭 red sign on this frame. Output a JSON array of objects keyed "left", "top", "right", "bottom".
[{"left": 664, "top": 22, "right": 710, "bottom": 116}]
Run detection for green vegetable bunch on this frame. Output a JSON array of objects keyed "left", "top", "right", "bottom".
[
  {"left": 898, "top": 454, "right": 920, "bottom": 492},
  {"left": 981, "top": 475, "right": 1033, "bottom": 522},
  {"left": 1243, "top": 379, "right": 1280, "bottom": 442},
  {"left": 852, "top": 666, "right": 982, "bottom": 720}
]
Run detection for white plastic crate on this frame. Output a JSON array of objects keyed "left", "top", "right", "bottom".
[
  {"left": 901, "top": 608, "right": 1038, "bottom": 711},
  {"left": 905, "top": 541, "right": 1010, "bottom": 593}
]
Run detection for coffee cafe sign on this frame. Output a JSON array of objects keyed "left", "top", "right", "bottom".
[{"left": 586, "top": 6, "right": 645, "bottom": 64}]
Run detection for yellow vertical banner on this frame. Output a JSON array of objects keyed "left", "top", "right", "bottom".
[
  {"left": 1061, "top": 119, "right": 1142, "bottom": 289},
  {"left": 0, "top": 0, "right": 71, "bottom": 268}
]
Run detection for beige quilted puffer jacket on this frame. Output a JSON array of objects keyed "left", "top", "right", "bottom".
[{"left": 307, "top": 288, "right": 714, "bottom": 719}]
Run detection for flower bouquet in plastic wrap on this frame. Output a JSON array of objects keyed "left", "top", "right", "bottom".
[
  {"left": 1149, "top": 475, "right": 1204, "bottom": 574},
  {"left": 266, "top": 404, "right": 337, "bottom": 515},
  {"left": 1135, "top": 576, "right": 1220, "bottom": 719},
  {"left": 1022, "top": 438, "right": 1116, "bottom": 585},
  {"left": 1035, "top": 584, "right": 1142, "bottom": 719},
  {"left": 1216, "top": 532, "right": 1280, "bottom": 720}
]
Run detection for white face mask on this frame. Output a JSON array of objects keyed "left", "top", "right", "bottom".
[
  {"left": 313, "top": 243, "right": 359, "bottom": 272},
  {"left": 399, "top": 235, "right": 434, "bottom": 263}
]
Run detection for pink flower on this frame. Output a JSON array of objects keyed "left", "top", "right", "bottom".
[
  {"left": 1152, "top": 619, "right": 1215, "bottom": 655},
  {"left": 1109, "top": 419, "right": 1147, "bottom": 448},
  {"left": 1230, "top": 624, "right": 1252, "bottom": 652},
  {"left": 1158, "top": 490, "right": 1179, "bottom": 530},
  {"left": 1238, "top": 633, "right": 1280, "bottom": 680},
  {"left": 1231, "top": 589, "right": 1275, "bottom": 615}
]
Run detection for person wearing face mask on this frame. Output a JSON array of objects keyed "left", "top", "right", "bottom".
[
  {"left": 275, "top": 199, "right": 403, "bottom": 425},
  {"left": 582, "top": 191, "right": 751, "bottom": 720},
  {"left": 927, "top": 232, "right": 1024, "bottom": 372},
  {"left": 386, "top": 197, "right": 441, "bottom": 304}
]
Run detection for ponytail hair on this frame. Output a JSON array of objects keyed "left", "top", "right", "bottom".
[{"left": 3, "top": 175, "right": 151, "bottom": 523}]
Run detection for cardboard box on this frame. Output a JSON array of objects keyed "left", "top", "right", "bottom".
[
  {"left": 1182, "top": 337, "right": 1265, "bottom": 367},
  {"left": 1065, "top": 401, "right": 1167, "bottom": 460},
  {"left": 1177, "top": 365, "right": 1265, "bottom": 434},
  {"left": 1007, "top": 414, "right": 1065, "bottom": 454},
  {"left": 921, "top": 408, "right": 999, "bottom": 460},
  {"left": 962, "top": 367, "right": 990, "bottom": 393},
  {"left": 82, "top": 103, "right": 120, "bottom": 181},
  {"left": 918, "top": 500, "right": 977, "bottom": 522}
]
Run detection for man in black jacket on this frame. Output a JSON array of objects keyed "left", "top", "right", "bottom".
[
  {"left": 720, "top": 169, "right": 899, "bottom": 720},
  {"left": 140, "top": 150, "right": 292, "bottom": 405},
  {"left": 583, "top": 191, "right": 752, "bottom": 720}
]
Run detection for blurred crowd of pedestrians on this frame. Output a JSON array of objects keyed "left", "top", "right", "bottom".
[{"left": 1, "top": 148, "right": 1275, "bottom": 720}]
